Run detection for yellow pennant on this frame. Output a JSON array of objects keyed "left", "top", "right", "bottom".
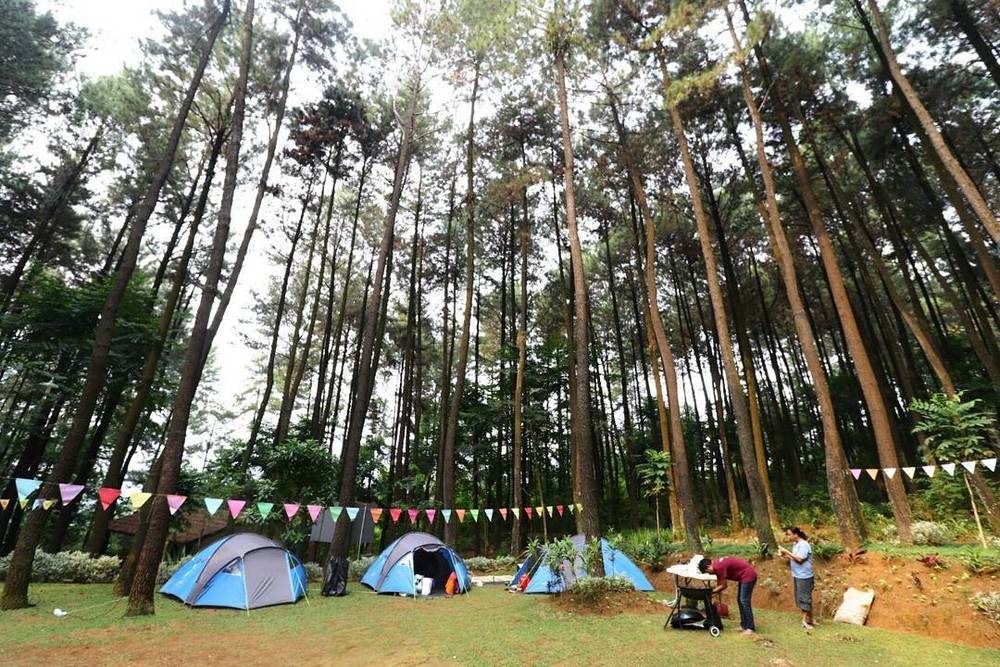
[
  {"left": 42, "top": 499, "right": 55, "bottom": 510},
  {"left": 19, "top": 499, "right": 29, "bottom": 510},
  {"left": 0, "top": 499, "right": 8, "bottom": 510},
  {"left": 129, "top": 491, "right": 152, "bottom": 510}
]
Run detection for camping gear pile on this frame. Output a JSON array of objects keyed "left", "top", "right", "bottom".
[
  {"left": 361, "top": 532, "right": 471, "bottom": 596},
  {"left": 663, "top": 556, "right": 724, "bottom": 637},
  {"left": 508, "top": 534, "right": 653, "bottom": 594},
  {"left": 160, "top": 533, "right": 307, "bottom": 610}
]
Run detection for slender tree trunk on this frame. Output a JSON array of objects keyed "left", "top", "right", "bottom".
[
  {"left": 511, "top": 145, "right": 530, "bottom": 556},
  {"left": 0, "top": 0, "right": 230, "bottom": 611}
]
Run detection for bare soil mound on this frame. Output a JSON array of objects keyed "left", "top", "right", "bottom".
[{"left": 549, "top": 589, "right": 662, "bottom": 616}]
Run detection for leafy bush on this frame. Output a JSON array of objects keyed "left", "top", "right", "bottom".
[
  {"left": 617, "top": 530, "right": 680, "bottom": 567},
  {"left": 349, "top": 556, "right": 375, "bottom": 581},
  {"left": 958, "top": 548, "right": 1000, "bottom": 575},
  {"left": 544, "top": 537, "right": 579, "bottom": 588},
  {"left": 156, "top": 556, "right": 192, "bottom": 584},
  {"left": 812, "top": 542, "right": 844, "bottom": 562},
  {"left": 971, "top": 591, "right": 1000, "bottom": 626},
  {"left": 0, "top": 550, "right": 121, "bottom": 584},
  {"left": 302, "top": 562, "right": 323, "bottom": 582},
  {"left": 911, "top": 521, "right": 955, "bottom": 546},
  {"left": 566, "top": 575, "right": 635, "bottom": 602},
  {"left": 464, "top": 555, "right": 516, "bottom": 573}
]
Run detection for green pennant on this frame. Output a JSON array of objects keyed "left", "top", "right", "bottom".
[
  {"left": 256, "top": 502, "right": 274, "bottom": 521},
  {"left": 568, "top": 504, "right": 576, "bottom": 514},
  {"left": 469, "top": 509, "right": 480, "bottom": 522},
  {"left": 330, "top": 505, "right": 343, "bottom": 520}
]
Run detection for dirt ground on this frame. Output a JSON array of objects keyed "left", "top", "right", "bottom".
[{"left": 648, "top": 552, "right": 1000, "bottom": 649}]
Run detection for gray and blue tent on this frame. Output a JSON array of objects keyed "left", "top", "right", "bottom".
[
  {"left": 510, "top": 534, "right": 654, "bottom": 593},
  {"left": 361, "top": 532, "right": 471, "bottom": 595},
  {"left": 160, "top": 533, "right": 307, "bottom": 609}
]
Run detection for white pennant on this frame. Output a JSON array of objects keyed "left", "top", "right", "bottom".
[
  {"left": 941, "top": 463, "right": 957, "bottom": 476},
  {"left": 902, "top": 467, "right": 916, "bottom": 479},
  {"left": 922, "top": 465, "right": 936, "bottom": 477},
  {"left": 982, "top": 458, "right": 997, "bottom": 472},
  {"left": 961, "top": 461, "right": 977, "bottom": 474},
  {"left": 883, "top": 468, "right": 897, "bottom": 479}
]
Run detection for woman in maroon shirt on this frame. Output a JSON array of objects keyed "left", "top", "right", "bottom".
[{"left": 698, "top": 556, "right": 758, "bottom": 634}]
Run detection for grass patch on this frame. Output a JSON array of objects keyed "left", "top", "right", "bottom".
[{"left": 0, "top": 584, "right": 996, "bottom": 666}]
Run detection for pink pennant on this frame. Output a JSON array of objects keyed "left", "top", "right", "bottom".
[
  {"left": 59, "top": 484, "right": 84, "bottom": 506},
  {"left": 389, "top": 508, "right": 402, "bottom": 523},
  {"left": 850, "top": 469, "right": 862, "bottom": 480},
  {"left": 525, "top": 506, "right": 534, "bottom": 519},
  {"left": 166, "top": 495, "right": 187, "bottom": 515},
  {"left": 98, "top": 487, "right": 121, "bottom": 511},
  {"left": 556, "top": 505, "right": 565, "bottom": 517},
  {"left": 407, "top": 509, "right": 419, "bottom": 524},
  {"left": 370, "top": 507, "right": 383, "bottom": 522},
  {"left": 227, "top": 499, "right": 246, "bottom": 519},
  {"left": 283, "top": 503, "right": 300, "bottom": 520},
  {"left": 499, "top": 508, "right": 508, "bottom": 520},
  {"left": 425, "top": 508, "right": 437, "bottom": 524},
  {"left": 307, "top": 504, "right": 322, "bottom": 522}
]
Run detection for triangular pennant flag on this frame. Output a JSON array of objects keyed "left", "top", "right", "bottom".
[
  {"left": 329, "top": 506, "right": 343, "bottom": 521},
  {"left": 525, "top": 507, "right": 534, "bottom": 519},
  {"left": 865, "top": 469, "right": 879, "bottom": 480},
  {"left": 204, "top": 497, "right": 223, "bottom": 515},
  {"left": 556, "top": 505, "right": 565, "bottom": 517},
  {"left": 441, "top": 509, "right": 452, "bottom": 523},
  {"left": 15, "top": 478, "right": 42, "bottom": 501},
  {"left": 346, "top": 507, "right": 359, "bottom": 521},
  {"left": 256, "top": 502, "right": 274, "bottom": 520},
  {"left": 370, "top": 507, "right": 382, "bottom": 523},
  {"left": 546, "top": 506, "right": 554, "bottom": 517},
  {"left": 982, "top": 458, "right": 997, "bottom": 472},
  {"left": 470, "top": 509, "right": 480, "bottom": 522},
  {"left": 902, "top": 467, "right": 916, "bottom": 479},
  {"left": 283, "top": 503, "right": 300, "bottom": 520},
  {"left": 534, "top": 506, "right": 544, "bottom": 517},
  {"left": 307, "top": 504, "right": 322, "bottom": 522},
  {"left": 42, "top": 499, "right": 55, "bottom": 510},
  {"left": 456, "top": 509, "right": 466, "bottom": 523},
  {"left": 129, "top": 491, "right": 152, "bottom": 510},
  {"left": 407, "top": 508, "right": 419, "bottom": 524},
  {"left": 59, "top": 483, "right": 84, "bottom": 506},
  {"left": 485, "top": 509, "right": 494, "bottom": 522},
  {"left": 425, "top": 508, "right": 437, "bottom": 524},
  {"left": 32, "top": 499, "right": 42, "bottom": 510},
  {"left": 167, "top": 495, "right": 187, "bottom": 515},
  {"left": 227, "top": 499, "right": 246, "bottom": 519},
  {"left": 961, "top": 461, "right": 977, "bottom": 474},
  {"left": 568, "top": 504, "right": 575, "bottom": 514},
  {"left": 19, "top": 499, "right": 29, "bottom": 509},
  {"left": 99, "top": 487, "right": 122, "bottom": 511},
  {"left": 884, "top": 468, "right": 897, "bottom": 479},
  {"left": 942, "top": 463, "right": 957, "bottom": 476},
  {"left": 575, "top": 503, "right": 582, "bottom": 512},
  {"left": 512, "top": 508, "right": 520, "bottom": 519},
  {"left": 0, "top": 499, "right": 8, "bottom": 510},
  {"left": 499, "top": 508, "right": 508, "bottom": 520},
  {"left": 390, "top": 508, "right": 402, "bottom": 524},
  {"left": 850, "top": 469, "right": 862, "bottom": 480},
  {"left": 922, "top": 465, "right": 936, "bottom": 478}
]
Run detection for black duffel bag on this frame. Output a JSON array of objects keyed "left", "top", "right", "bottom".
[{"left": 321, "top": 557, "right": 349, "bottom": 597}]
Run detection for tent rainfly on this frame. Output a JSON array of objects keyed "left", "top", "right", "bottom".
[{"left": 510, "top": 534, "right": 654, "bottom": 594}]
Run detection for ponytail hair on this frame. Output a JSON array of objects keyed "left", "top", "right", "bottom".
[{"left": 784, "top": 526, "right": 808, "bottom": 540}]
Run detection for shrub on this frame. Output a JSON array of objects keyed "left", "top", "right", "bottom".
[
  {"left": 617, "top": 530, "right": 680, "bottom": 567},
  {"left": 464, "top": 555, "right": 517, "bottom": 573},
  {"left": 302, "top": 562, "right": 323, "bottom": 582},
  {"left": 958, "top": 547, "right": 1000, "bottom": 575},
  {"left": 156, "top": 556, "right": 192, "bottom": 584},
  {"left": 349, "top": 556, "right": 375, "bottom": 581},
  {"left": 0, "top": 550, "right": 121, "bottom": 584},
  {"left": 971, "top": 591, "right": 1000, "bottom": 626},
  {"left": 566, "top": 575, "right": 635, "bottom": 602},
  {"left": 911, "top": 521, "right": 954, "bottom": 546},
  {"left": 812, "top": 542, "right": 844, "bottom": 562}
]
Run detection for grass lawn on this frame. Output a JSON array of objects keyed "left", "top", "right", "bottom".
[{"left": 0, "top": 584, "right": 997, "bottom": 666}]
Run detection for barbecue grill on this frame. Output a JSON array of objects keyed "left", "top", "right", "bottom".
[{"left": 663, "top": 561, "right": 723, "bottom": 637}]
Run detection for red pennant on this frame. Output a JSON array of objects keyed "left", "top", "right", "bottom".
[
  {"left": 407, "top": 509, "right": 419, "bottom": 524},
  {"left": 389, "top": 508, "right": 402, "bottom": 524},
  {"left": 556, "top": 505, "right": 565, "bottom": 516},
  {"left": 499, "top": 508, "right": 508, "bottom": 520},
  {"left": 370, "top": 507, "right": 383, "bottom": 522},
  {"left": 98, "top": 487, "right": 121, "bottom": 511},
  {"left": 525, "top": 506, "right": 534, "bottom": 519},
  {"left": 456, "top": 509, "right": 466, "bottom": 523}
]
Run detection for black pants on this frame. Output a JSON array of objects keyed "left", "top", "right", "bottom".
[{"left": 737, "top": 578, "right": 756, "bottom": 631}]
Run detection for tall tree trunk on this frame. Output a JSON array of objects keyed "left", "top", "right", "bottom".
[
  {"left": 125, "top": 0, "right": 253, "bottom": 616},
  {"left": 511, "top": 145, "right": 530, "bottom": 555},
  {"left": 0, "top": 0, "right": 230, "bottom": 611}
]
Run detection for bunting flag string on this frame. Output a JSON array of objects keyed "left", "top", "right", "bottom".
[
  {"left": 307, "top": 504, "right": 322, "bottom": 523},
  {"left": 369, "top": 507, "right": 382, "bottom": 523},
  {"left": 283, "top": 503, "right": 300, "bottom": 521},
  {"left": 389, "top": 508, "right": 402, "bottom": 524},
  {"left": 227, "top": 499, "right": 245, "bottom": 520},
  {"left": 441, "top": 509, "right": 452, "bottom": 524},
  {"left": 205, "top": 498, "right": 223, "bottom": 515},
  {"left": 167, "top": 495, "right": 187, "bottom": 515},
  {"left": 256, "top": 502, "right": 274, "bottom": 521},
  {"left": 345, "top": 507, "right": 359, "bottom": 522},
  {"left": 425, "top": 508, "right": 437, "bottom": 524},
  {"left": 846, "top": 457, "right": 1000, "bottom": 480},
  {"left": 59, "top": 483, "right": 84, "bottom": 506}
]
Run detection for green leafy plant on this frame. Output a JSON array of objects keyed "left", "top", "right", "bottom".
[
  {"left": 971, "top": 591, "right": 1000, "bottom": 626},
  {"left": 958, "top": 548, "right": 1000, "bottom": 575},
  {"left": 636, "top": 449, "right": 672, "bottom": 535},
  {"left": 544, "top": 537, "right": 579, "bottom": 591},
  {"left": 0, "top": 550, "right": 121, "bottom": 584},
  {"left": 911, "top": 521, "right": 955, "bottom": 546},
  {"left": 911, "top": 392, "right": 997, "bottom": 462},
  {"left": 566, "top": 575, "right": 635, "bottom": 603},
  {"left": 812, "top": 542, "right": 844, "bottom": 562}
]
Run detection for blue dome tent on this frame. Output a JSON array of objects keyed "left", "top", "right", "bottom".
[
  {"left": 361, "top": 532, "right": 471, "bottom": 595},
  {"left": 161, "top": 533, "right": 307, "bottom": 609},
  {"left": 510, "top": 534, "right": 654, "bottom": 594}
]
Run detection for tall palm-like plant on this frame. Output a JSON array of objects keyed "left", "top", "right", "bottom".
[{"left": 637, "top": 449, "right": 672, "bottom": 536}]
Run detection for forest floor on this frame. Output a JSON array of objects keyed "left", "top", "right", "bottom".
[{"left": 1, "top": 584, "right": 997, "bottom": 666}]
